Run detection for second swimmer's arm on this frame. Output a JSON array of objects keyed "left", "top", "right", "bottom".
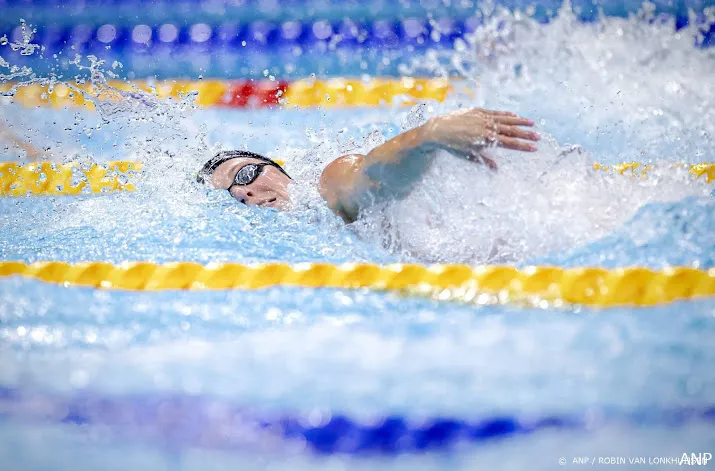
[{"left": 318, "top": 107, "right": 540, "bottom": 222}]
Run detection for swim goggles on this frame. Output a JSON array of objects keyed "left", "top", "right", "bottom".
[{"left": 228, "top": 161, "right": 283, "bottom": 191}]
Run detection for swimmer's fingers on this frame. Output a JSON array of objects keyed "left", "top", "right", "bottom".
[
  {"left": 476, "top": 109, "right": 537, "bottom": 124},
  {"left": 495, "top": 124, "right": 541, "bottom": 141},
  {"left": 496, "top": 136, "right": 538, "bottom": 152},
  {"left": 464, "top": 108, "right": 517, "bottom": 118},
  {"left": 470, "top": 151, "right": 498, "bottom": 170},
  {"left": 483, "top": 152, "right": 498, "bottom": 169},
  {"left": 464, "top": 108, "right": 516, "bottom": 117},
  {"left": 462, "top": 149, "right": 498, "bottom": 170},
  {"left": 492, "top": 115, "right": 535, "bottom": 126}
]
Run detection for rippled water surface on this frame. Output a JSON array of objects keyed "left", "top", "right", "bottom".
[{"left": 1, "top": 5, "right": 715, "bottom": 471}]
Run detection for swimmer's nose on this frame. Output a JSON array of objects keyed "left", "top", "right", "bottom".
[{"left": 231, "top": 188, "right": 256, "bottom": 206}]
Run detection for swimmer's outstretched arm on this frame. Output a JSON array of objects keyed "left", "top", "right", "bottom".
[{"left": 319, "top": 107, "right": 539, "bottom": 222}]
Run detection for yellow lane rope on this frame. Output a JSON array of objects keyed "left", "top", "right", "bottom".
[
  {"left": 0, "top": 161, "right": 142, "bottom": 196},
  {"left": 1, "top": 78, "right": 452, "bottom": 109},
  {"left": 0, "top": 261, "right": 712, "bottom": 307},
  {"left": 593, "top": 162, "right": 714, "bottom": 182},
  {"left": 1, "top": 161, "right": 711, "bottom": 197}
]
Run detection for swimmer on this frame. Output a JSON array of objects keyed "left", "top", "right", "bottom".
[{"left": 197, "top": 107, "right": 540, "bottom": 222}]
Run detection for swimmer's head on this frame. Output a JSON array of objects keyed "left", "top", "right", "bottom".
[{"left": 197, "top": 150, "right": 293, "bottom": 210}]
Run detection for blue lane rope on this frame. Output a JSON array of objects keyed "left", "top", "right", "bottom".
[
  {"left": 1, "top": 387, "right": 713, "bottom": 454},
  {"left": 2, "top": 13, "right": 714, "bottom": 57},
  {"left": 3, "top": 19, "right": 472, "bottom": 54}
]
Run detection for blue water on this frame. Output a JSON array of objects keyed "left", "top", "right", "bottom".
[{"left": 2, "top": 4, "right": 715, "bottom": 471}]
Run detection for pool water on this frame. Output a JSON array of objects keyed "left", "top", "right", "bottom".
[{"left": 1, "top": 5, "right": 715, "bottom": 471}]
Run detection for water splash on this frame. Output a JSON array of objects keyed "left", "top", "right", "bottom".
[
  {"left": 0, "top": 21, "right": 223, "bottom": 235},
  {"left": 352, "top": 4, "right": 715, "bottom": 264},
  {"left": 1, "top": 10, "right": 714, "bottom": 265}
]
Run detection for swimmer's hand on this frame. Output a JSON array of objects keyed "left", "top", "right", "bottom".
[
  {"left": 319, "top": 107, "right": 539, "bottom": 223},
  {"left": 423, "top": 107, "right": 540, "bottom": 158}
]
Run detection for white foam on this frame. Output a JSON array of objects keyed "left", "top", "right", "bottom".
[
  {"left": 352, "top": 7, "right": 715, "bottom": 263},
  {"left": 1, "top": 9, "right": 713, "bottom": 265}
]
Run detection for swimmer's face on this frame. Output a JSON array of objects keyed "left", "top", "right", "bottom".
[{"left": 210, "top": 157, "right": 292, "bottom": 210}]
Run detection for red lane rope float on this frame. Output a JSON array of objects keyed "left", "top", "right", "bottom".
[{"left": 1, "top": 78, "right": 452, "bottom": 109}]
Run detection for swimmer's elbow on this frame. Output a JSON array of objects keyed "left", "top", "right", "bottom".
[{"left": 319, "top": 154, "right": 367, "bottom": 220}]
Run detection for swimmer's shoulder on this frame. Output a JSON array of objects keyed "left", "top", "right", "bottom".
[{"left": 319, "top": 154, "right": 367, "bottom": 223}]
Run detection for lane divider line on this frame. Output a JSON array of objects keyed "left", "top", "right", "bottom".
[
  {"left": 1, "top": 161, "right": 711, "bottom": 197},
  {"left": 1, "top": 387, "right": 713, "bottom": 455},
  {"left": 1, "top": 78, "right": 452, "bottom": 109},
  {"left": 0, "top": 261, "right": 713, "bottom": 307},
  {"left": 593, "top": 162, "right": 714, "bottom": 183},
  {"left": 0, "top": 161, "right": 142, "bottom": 196}
]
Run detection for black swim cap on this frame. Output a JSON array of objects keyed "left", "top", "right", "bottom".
[{"left": 196, "top": 150, "right": 291, "bottom": 184}]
